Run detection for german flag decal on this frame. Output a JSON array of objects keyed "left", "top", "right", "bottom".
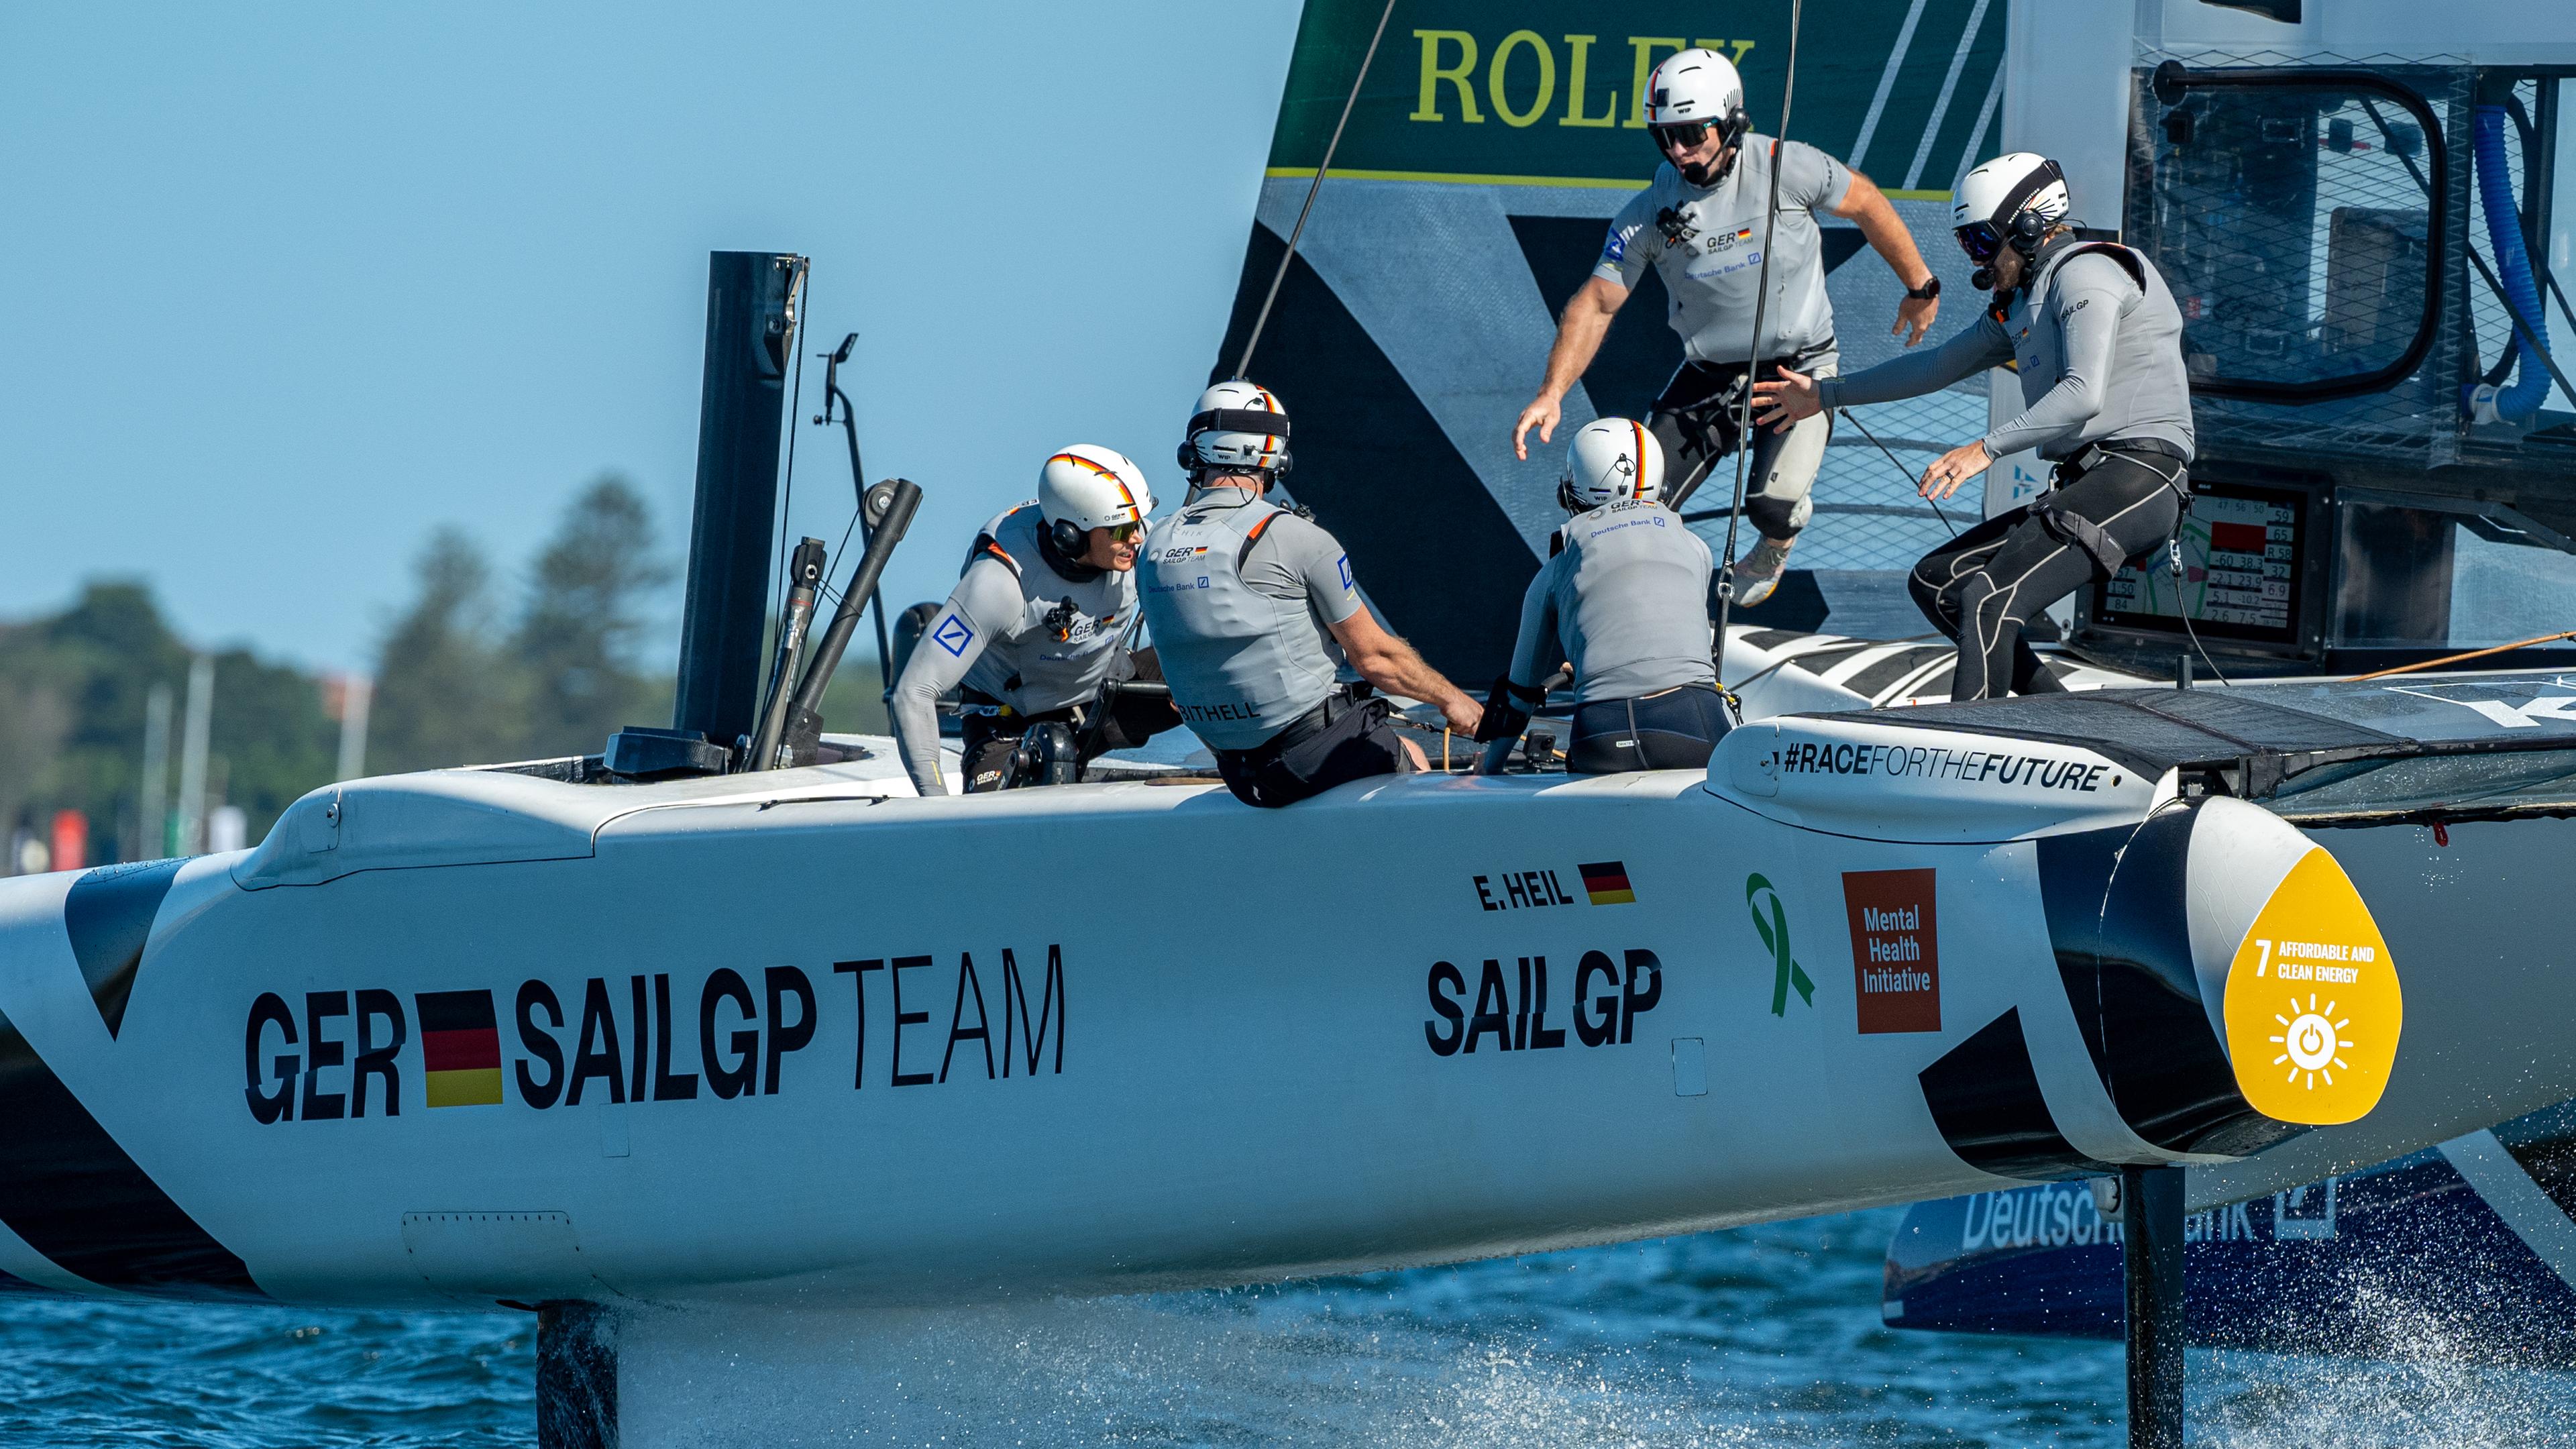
[
  {"left": 1580, "top": 861, "right": 1635, "bottom": 906},
  {"left": 415, "top": 990, "right": 503, "bottom": 1108}
]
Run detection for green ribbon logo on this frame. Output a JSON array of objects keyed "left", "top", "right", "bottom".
[{"left": 1746, "top": 873, "right": 1815, "bottom": 1017}]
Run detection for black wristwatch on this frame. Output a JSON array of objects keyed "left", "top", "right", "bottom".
[{"left": 1905, "top": 276, "right": 1941, "bottom": 301}]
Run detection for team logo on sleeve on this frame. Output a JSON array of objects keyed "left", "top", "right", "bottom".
[
  {"left": 932, "top": 614, "right": 975, "bottom": 657},
  {"left": 1336, "top": 555, "right": 1354, "bottom": 592},
  {"left": 1600, "top": 225, "right": 1629, "bottom": 264}
]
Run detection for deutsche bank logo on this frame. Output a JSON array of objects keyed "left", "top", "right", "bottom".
[
  {"left": 1337, "top": 555, "right": 1354, "bottom": 591},
  {"left": 932, "top": 614, "right": 975, "bottom": 657}
]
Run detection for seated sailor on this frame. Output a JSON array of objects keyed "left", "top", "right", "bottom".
[
  {"left": 1478, "top": 419, "right": 1728, "bottom": 775},
  {"left": 889, "top": 445, "right": 1179, "bottom": 794},
  {"left": 1138, "top": 380, "right": 1481, "bottom": 808},
  {"left": 1754, "top": 151, "right": 2195, "bottom": 701}
]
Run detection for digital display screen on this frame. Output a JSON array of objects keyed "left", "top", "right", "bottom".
[{"left": 2092, "top": 480, "right": 2308, "bottom": 645}]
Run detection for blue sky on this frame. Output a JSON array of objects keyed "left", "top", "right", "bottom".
[{"left": 1, "top": 2, "right": 1303, "bottom": 672}]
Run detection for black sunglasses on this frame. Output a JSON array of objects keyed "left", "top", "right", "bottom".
[
  {"left": 1650, "top": 121, "right": 1715, "bottom": 154},
  {"left": 1953, "top": 223, "right": 2003, "bottom": 264}
]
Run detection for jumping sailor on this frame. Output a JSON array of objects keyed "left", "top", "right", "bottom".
[
  {"left": 1754, "top": 152, "right": 2196, "bottom": 701},
  {"left": 1139, "top": 381, "right": 1481, "bottom": 808},
  {"left": 1509, "top": 46, "right": 1942, "bottom": 606},
  {"left": 889, "top": 444, "right": 1180, "bottom": 794},
  {"left": 1479, "top": 419, "right": 1726, "bottom": 775}
]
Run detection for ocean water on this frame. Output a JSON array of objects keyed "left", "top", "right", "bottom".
[{"left": 5, "top": 1206, "right": 2573, "bottom": 1447}]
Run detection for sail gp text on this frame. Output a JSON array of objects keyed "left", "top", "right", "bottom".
[
  {"left": 1424, "top": 949, "right": 1662, "bottom": 1056},
  {"left": 239, "top": 947, "right": 1066, "bottom": 1123}
]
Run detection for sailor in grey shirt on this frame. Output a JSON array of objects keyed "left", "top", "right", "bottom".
[
  {"left": 1511, "top": 47, "right": 1943, "bottom": 607},
  {"left": 1479, "top": 420, "right": 1727, "bottom": 775},
  {"left": 888, "top": 445, "right": 1178, "bottom": 795},
  {"left": 1142, "top": 380, "right": 1481, "bottom": 807},
  {"left": 1754, "top": 153, "right": 2196, "bottom": 701}
]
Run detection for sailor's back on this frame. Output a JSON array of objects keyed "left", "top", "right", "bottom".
[{"left": 1532, "top": 500, "right": 1715, "bottom": 705}]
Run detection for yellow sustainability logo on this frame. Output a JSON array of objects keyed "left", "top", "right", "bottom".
[{"left": 2222, "top": 848, "right": 2402, "bottom": 1126}]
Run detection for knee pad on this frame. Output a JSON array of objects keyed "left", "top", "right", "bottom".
[
  {"left": 1744, "top": 490, "right": 1811, "bottom": 539},
  {"left": 1951, "top": 568, "right": 2004, "bottom": 629}
]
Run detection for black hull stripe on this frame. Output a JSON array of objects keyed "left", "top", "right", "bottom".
[
  {"left": 62, "top": 858, "right": 184, "bottom": 1038},
  {"left": 0, "top": 1010, "right": 265, "bottom": 1298},
  {"left": 1919, "top": 1008, "right": 2116, "bottom": 1182}
]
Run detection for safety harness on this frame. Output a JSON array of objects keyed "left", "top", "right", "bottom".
[{"left": 2002, "top": 238, "right": 2192, "bottom": 580}]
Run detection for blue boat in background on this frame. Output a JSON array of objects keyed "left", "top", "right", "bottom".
[{"left": 1884, "top": 1100, "right": 2576, "bottom": 1367}]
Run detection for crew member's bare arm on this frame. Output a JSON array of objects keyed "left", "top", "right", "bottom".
[
  {"left": 1831, "top": 170, "right": 1940, "bottom": 346},
  {"left": 1328, "top": 609, "right": 1483, "bottom": 736},
  {"left": 1511, "top": 276, "right": 1631, "bottom": 460}
]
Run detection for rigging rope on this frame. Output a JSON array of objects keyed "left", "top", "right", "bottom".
[
  {"left": 1711, "top": 0, "right": 1804, "bottom": 724},
  {"left": 1835, "top": 407, "right": 1956, "bottom": 537},
  {"left": 2348, "top": 629, "right": 2576, "bottom": 681},
  {"left": 1232, "top": 0, "right": 1399, "bottom": 380}
]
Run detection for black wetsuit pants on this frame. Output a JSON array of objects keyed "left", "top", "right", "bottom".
[
  {"left": 1650, "top": 358, "right": 1835, "bottom": 527},
  {"left": 1909, "top": 448, "right": 2188, "bottom": 701},
  {"left": 1213, "top": 692, "right": 1415, "bottom": 808},
  {"left": 1567, "top": 684, "right": 1732, "bottom": 774}
]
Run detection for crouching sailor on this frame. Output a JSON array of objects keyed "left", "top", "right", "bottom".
[
  {"left": 1754, "top": 152, "right": 2194, "bottom": 701},
  {"left": 1479, "top": 420, "right": 1726, "bottom": 775},
  {"left": 1139, "top": 381, "right": 1481, "bottom": 808},
  {"left": 890, "top": 445, "right": 1180, "bottom": 794}
]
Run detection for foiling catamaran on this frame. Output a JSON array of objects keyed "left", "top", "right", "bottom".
[{"left": 3, "top": 3, "right": 2575, "bottom": 1446}]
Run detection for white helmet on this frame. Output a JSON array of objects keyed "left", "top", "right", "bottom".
[
  {"left": 1644, "top": 48, "right": 1749, "bottom": 184},
  {"left": 1179, "top": 380, "right": 1291, "bottom": 481},
  {"left": 1037, "top": 444, "right": 1153, "bottom": 556},
  {"left": 1953, "top": 152, "right": 2070, "bottom": 272},
  {"left": 1560, "top": 418, "right": 1665, "bottom": 511}
]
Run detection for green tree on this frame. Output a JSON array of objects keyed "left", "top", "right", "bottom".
[
  {"left": 372, "top": 529, "right": 526, "bottom": 772},
  {"left": 512, "top": 474, "right": 673, "bottom": 757},
  {"left": 19, "top": 583, "right": 189, "bottom": 854},
  {"left": 0, "top": 582, "right": 335, "bottom": 858},
  {"left": 203, "top": 645, "right": 337, "bottom": 837}
]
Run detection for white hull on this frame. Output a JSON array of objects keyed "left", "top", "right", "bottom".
[{"left": 3, "top": 674, "right": 2558, "bottom": 1309}]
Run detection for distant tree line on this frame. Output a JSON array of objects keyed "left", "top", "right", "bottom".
[{"left": 2, "top": 474, "right": 888, "bottom": 863}]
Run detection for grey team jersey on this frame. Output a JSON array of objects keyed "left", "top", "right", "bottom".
[
  {"left": 1593, "top": 137, "right": 1854, "bottom": 368},
  {"left": 1136, "top": 488, "right": 1362, "bottom": 752},
  {"left": 889, "top": 502, "right": 1137, "bottom": 795},
  {"left": 1819, "top": 237, "right": 2196, "bottom": 463},
  {"left": 1509, "top": 500, "right": 1715, "bottom": 704}
]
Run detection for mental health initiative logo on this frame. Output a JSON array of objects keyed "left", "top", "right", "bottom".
[{"left": 1839, "top": 869, "right": 1940, "bottom": 1034}]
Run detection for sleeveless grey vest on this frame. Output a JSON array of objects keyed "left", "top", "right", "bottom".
[
  {"left": 2002, "top": 237, "right": 2196, "bottom": 462},
  {"left": 1546, "top": 500, "right": 1715, "bottom": 702},
  {"left": 959, "top": 504, "right": 1137, "bottom": 714},
  {"left": 1138, "top": 495, "right": 1341, "bottom": 751}
]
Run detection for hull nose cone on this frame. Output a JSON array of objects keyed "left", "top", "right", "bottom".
[{"left": 2187, "top": 799, "right": 2402, "bottom": 1126}]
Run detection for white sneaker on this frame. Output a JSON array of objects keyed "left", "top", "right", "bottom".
[{"left": 1732, "top": 535, "right": 1796, "bottom": 606}]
